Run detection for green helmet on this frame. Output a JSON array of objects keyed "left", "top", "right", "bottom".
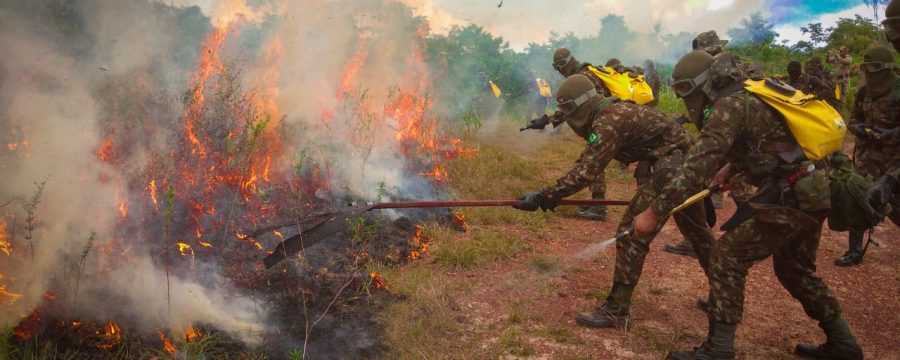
[
  {"left": 553, "top": 48, "right": 579, "bottom": 76},
  {"left": 885, "top": 1, "right": 900, "bottom": 51},
  {"left": 672, "top": 51, "right": 715, "bottom": 126},
  {"left": 557, "top": 74, "right": 601, "bottom": 138},
  {"left": 863, "top": 46, "right": 897, "bottom": 98}
]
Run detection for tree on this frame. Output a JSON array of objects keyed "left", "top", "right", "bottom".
[
  {"left": 727, "top": 12, "right": 778, "bottom": 46},
  {"left": 800, "top": 22, "right": 831, "bottom": 47},
  {"left": 827, "top": 15, "right": 880, "bottom": 54}
]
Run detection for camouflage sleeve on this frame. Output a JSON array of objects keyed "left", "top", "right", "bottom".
[
  {"left": 542, "top": 122, "right": 619, "bottom": 199},
  {"left": 649, "top": 97, "right": 742, "bottom": 215},
  {"left": 889, "top": 155, "right": 900, "bottom": 179}
]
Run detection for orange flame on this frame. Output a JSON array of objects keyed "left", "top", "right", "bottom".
[
  {"left": 118, "top": 201, "right": 128, "bottom": 219},
  {"left": 99, "top": 321, "right": 122, "bottom": 349},
  {"left": 158, "top": 330, "right": 177, "bottom": 354},
  {"left": 407, "top": 225, "right": 429, "bottom": 260},
  {"left": 236, "top": 232, "right": 264, "bottom": 251},
  {"left": 369, "top": 272, "right": 386, "bottom": 289},
  {"left": 177, "top": 242, "right": 194, "bottom": 257},
  {"left": 0, "top": 284, "right": 22, "bottom": 305},
  {"left": 452, "top": 212, "right": 469, "bottom": 233},
  {"left": 148, "top": 180, "right": 158, "bottom": 208},
  {"left": 185, "top": 323, "right": 201, "bottom": 342},
  {"left": 273, "top": 230, "right": 284, "bottom": 240},
  {"left": 97, "top": 138, "right": 114, "bottom": 161},
  {"left": 199, "top": 240, "right": 213, "bottom": 248},
  {"left": 0, "top": 218, "right": 10, "bottom": 256},
  {"left": 7, "top": 142, "right": 17, "bottom": 151}
]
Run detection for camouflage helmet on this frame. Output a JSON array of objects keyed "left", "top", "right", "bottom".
[
  {"left": 553, "top": 48, "right": 578, "bottom": 74},
  {"left": 839, "top": 45, "right": 849, "bottom": 52},
  {"left": 787, "top": 60, "right": 802, "bottom": 78},
  {"left": 556, "top": 74, "right": 598, "bottom": 115},
  {"left": 692, "top": 30, "right": 729, "bottom": 56},
  {"left": 605, "top": 58, "right": 621, "bottom": 67},
  {"left": 884, "top": 1, "right": 900, "bottom": 51},
  {"left": 863, "top": 46, "right": 895, "bottom": 64},
  {"left": 804, "top": 56, "right": 824, "bottom": 75},
  {"left": 671, "top": 51, "right": 714, "bottom": 97},
  {"left": 556, "top": 74, "right": 601, "bottom": 138}
]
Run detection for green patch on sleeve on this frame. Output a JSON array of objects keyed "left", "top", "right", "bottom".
[{"left": 588, "top": 132, "right": 599, "bottom": 144}]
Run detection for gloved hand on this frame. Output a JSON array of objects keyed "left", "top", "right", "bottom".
[
  {"left": 869, "top": 127, "right": 898, "bottom": 142},
  {"left": 513, "top": 191, "right": 558, "bottom": 212},
  {"left": 848, "top": 123, "right": 870, "bottom": 139},
  {"left": 520, "top": 115, "right": 549, "bottom": 131},
  {"left": 862, "top": 175, "right": 897, "bottom": 226}
]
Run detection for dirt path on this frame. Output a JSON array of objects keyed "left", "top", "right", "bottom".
[{"left": 444, "top": 189, "right": 900, "bottom": 359}]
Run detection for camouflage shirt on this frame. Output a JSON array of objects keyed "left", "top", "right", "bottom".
[
  {"left": 549, "top": 64, "right": 614, "bottom": 126},
  {"left": 650, "top": 91, "right": 800, "bottom": 215},
  {"left": 852, "top": 81, "right": 900, "bottom": 179},
  {"left": 542, "top": 102, "right": 693, "bottom": 199}
]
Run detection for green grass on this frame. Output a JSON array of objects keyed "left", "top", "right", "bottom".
[
  {"left": 494, "top": 326, "right": 534, "bottom": 357},
  {"left": 529, "top": 254, "right": 560, "bottom": 273},
  {"left": 537, "top": 324, "right": 580, "bottom": 344},
  {"left": 432, "top": 228, "right": 530, "bottom": 269}
]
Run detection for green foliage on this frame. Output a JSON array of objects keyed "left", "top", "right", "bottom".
[
  {"left": 727, "top": 12, "right": 778, "bottom": 46},
  {"left": 347, "top": 215, "right": 380, "bottom": 246},
  {"left": 432, "top": 227, "right": 529, "bottom": 269},
  {"left": 289, "top": 349, "right": 303, "bottom": 360},
  {"left": 827, "top": 15, "right": 881, "bottom": 55}
]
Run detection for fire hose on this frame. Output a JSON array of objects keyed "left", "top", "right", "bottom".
[
  {"left": 263, "top": 198, "right": 631, "bottom": 268},
  {"left": 574, "top": 184, "right": 721, "bottom": 259}
]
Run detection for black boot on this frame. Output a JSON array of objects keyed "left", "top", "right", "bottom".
[
  {"left": 664, "top": 239, "right": 698, "bottom": 258},
  {"left": 576, "top": 205, "right": 607, "bottom": 221},
  {"left": 667, "top": 321, "right": 736, "bottom": 360},
  {"left": 795, "top": 316, "right": 863, "bottom": 359},
  {"left": 835, "top": 231, "right": 864, "bottom": 267},
  {"left": 576, "top": 282, "right": 632, "bottom": 328}
]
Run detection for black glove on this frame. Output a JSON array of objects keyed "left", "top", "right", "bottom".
[
  {"left": 513, "top": 191, "right": 558, "bottom": 212},
  {"left": 848, "top": 123, "right": 870, "bottom": 139},
  {"left": 520, "top": 115, "right": 549, "bottom": 131},
  {"left": 869, "top": 127, "right": 898, "bottom": 143},
  {"left": 862, "top": 175, "right": 897, "bottom": 226}
]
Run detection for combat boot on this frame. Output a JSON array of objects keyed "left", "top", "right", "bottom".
[
  {"left": 667, "top": 321, "right": 736, "bottom": 360},
  {"left": 795, "top": 316, "right": 863, "bottom": 360},
  {"left": 834, "top": 231, "right": 864, "bottom": 267},
  {"left": 576, "top": 282, "right": 632, "bottom": 328},
  {"left": 576, "top": 205, "right": 607, "bottom": 221},
  {"left": 664, "top": 239, "right": 698, "bottom": 258}
]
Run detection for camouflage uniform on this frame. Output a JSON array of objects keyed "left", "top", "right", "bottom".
[
  {"left": 850, "top": 81, "right": 900, "bottom": 226},
  {"left": 788, "top": 73, "right": 840, "bottom": 108},
  {"left": 548, "top": 62, "right": 611, "bottom": 209},
  {"left": 542, "top": 101, "right": 714, "bottom": 286},
  {"left": 828, "top": 48, "right": 852, "bottom": 104},
  {"left": 651, "top": 77, "right": 844, "bottom": 327}
]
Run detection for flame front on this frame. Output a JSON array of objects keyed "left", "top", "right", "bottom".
[{"left": 158, "top": 330, "right": 177, "bottom": 354}]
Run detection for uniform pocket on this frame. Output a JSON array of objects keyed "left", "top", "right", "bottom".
[{"left": 792, "top": 169, "right": 831, "bottom": 212}]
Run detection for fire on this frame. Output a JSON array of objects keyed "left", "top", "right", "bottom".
[
  {"left": 199, "top": 240, "right": 213, "bottom": 248},
  {"left": 407, "top": 225, "right": 429, "bottom": 260},
  {"left": 148, "top": 180, "right": 158, "bottom": 208},
  {"left": 118, "top": 201, "right": 128, "bottom": 219},
  {"left": 177, "top": 242, "right": 194, "bottom": 257},
  {"left": 273, "top": 230, "right": 284, "bottom": 240},
  {"left": 97, "top": 138, "right": 114, "bottom": 161},
  {"left": 99, "top": 321, "right": 122, "bottom": 349},
  {"left": 7, "top": 142, "right": 17, "bottom": 151},
  {"left": 0, "top": 284, "right": 22, "bottom": 305},
  {"left": 185, "top": 323, "right": 201, "bottom": 342},
  {"left": 452, "top": 212, "right": 469, "bottom": 233},
  {"left": 369, "top": 272, "right": 386, "bottom": 289},
  {"left": 236, "top": 232, "right": 264, "bottom": 250},
  {"left": 0, "top": 218, "right": 10, "bottom": 256},
  {"left": 158, "top": 330, "right": 177, "bottom": 354}
]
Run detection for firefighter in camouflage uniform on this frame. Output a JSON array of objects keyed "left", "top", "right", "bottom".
[
  {"left": 633, "top": 51, "right": 863, "bottom": 360},
  {"left": 513, "top": 74, "right": 715, "bottom": 330}
]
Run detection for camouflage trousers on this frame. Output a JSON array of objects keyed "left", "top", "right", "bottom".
[
  {"left": 708, "top": 206, "right": 842, "bottom": 324},
  {"left": 613, "top": 155, "right": 714, "bottom": 285},
  {"left": 589, "top": 170, "right": 607, "bottom": 201},
  {"left": 856, "top": 150, "right": 900, "bottom": 226}
]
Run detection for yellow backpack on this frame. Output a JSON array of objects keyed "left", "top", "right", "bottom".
[
  {"left": 489, "top": 80, "right": 502, "bottom": 98},
  {"left": 743, "top": 79, "right": 846, "bottom": 161},
  {"left": 586, "top": 65, "right": 655, "bottom": 105},
  {"left": 536, "top": 78, "right": 552, "bottom": 97}
]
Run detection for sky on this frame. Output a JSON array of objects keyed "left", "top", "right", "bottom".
[{"left": 175, "top": 0, "right": 881, "bottom": 50}]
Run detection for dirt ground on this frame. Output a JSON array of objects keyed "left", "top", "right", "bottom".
[
  {"left": 442, "top": 177, "right": 900, "bottom": 359},
  {"left": 391, "top": 125, "right": 900, "bottom": 360}
]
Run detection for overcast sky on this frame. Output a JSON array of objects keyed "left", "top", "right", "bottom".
[{"left": 178, "top": 0, "right": 880, "bottom": 50}]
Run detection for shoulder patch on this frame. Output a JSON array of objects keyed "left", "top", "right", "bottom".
[{"left": 588, "top": 132, "right": 599, "bottom": 144}]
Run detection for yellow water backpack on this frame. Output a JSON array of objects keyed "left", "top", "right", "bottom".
[
  {"left": 536, "top": 78, "right": 552, "bottom": 97},
  {"left": 743, "top": 79, "right": 846, "bottom": 161},
  {"left": 586, "top": 65, "right": 655, "bottom": 105},
  {"left": 489, "top": 80, "right": 502, "bottom": 98}
]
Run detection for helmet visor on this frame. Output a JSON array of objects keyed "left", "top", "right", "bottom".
[
  {"left": 670, "top": 69, "right": 710, "bottom": 97},
  {"left": 860, "top": 61, "right": 893, "bottom": 73},
  {"left": 553, "top": 55, "right": 573, "bottom": 71},
  {"left": 557, "top": 88, "right": 598, "bottom": 115}
]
